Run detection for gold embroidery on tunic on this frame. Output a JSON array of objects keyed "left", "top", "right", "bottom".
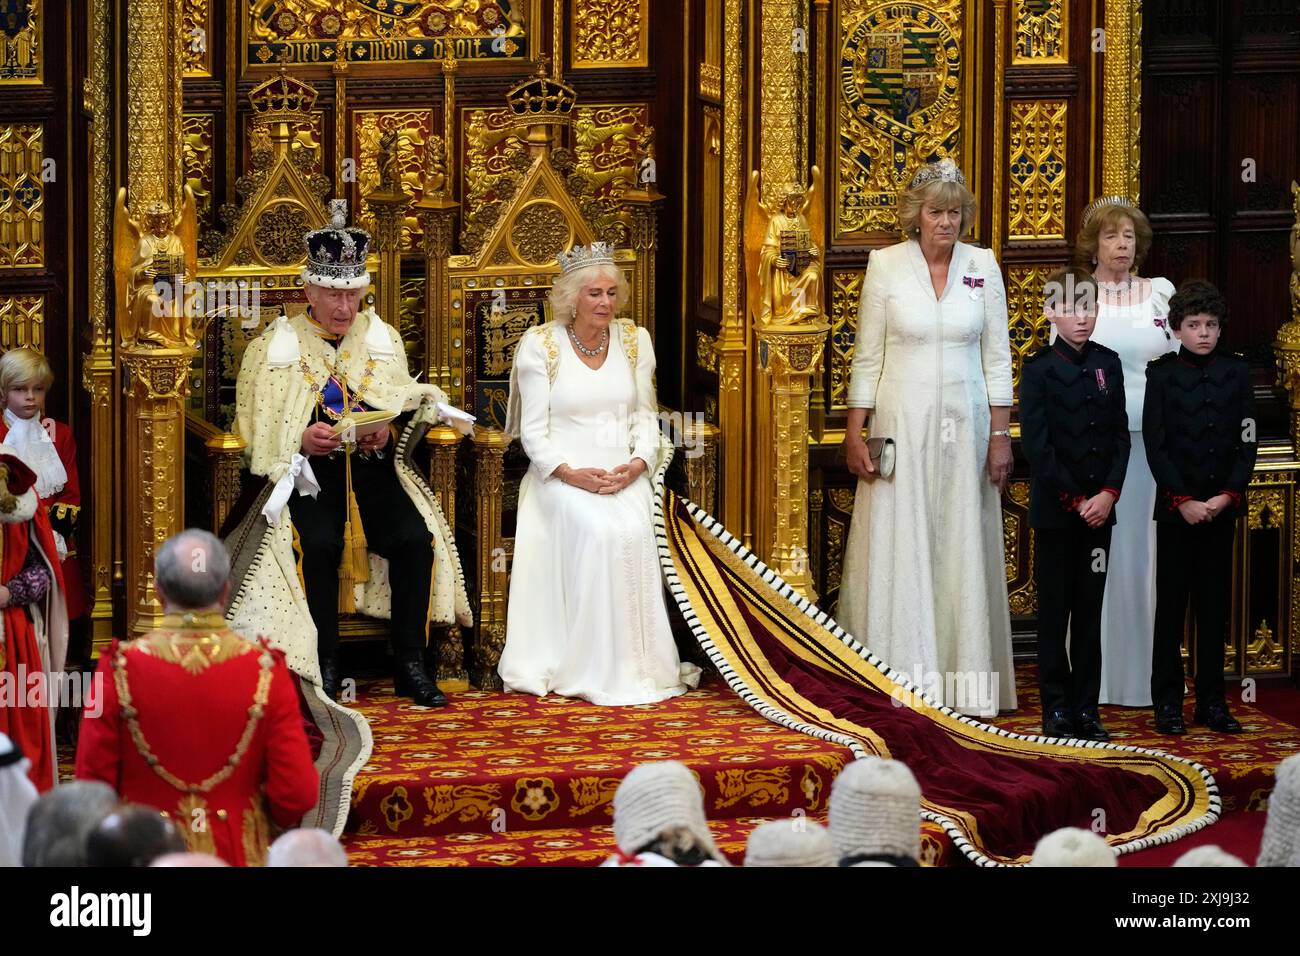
[
  {"left": 242, "top": 794, "right": 271, "bottom": 867},
  {"left": 133, "top": 618, "right": 257, "bottom": 675},
  {"left": 176, "top": 794, "right": 217, "bottom": 857}
]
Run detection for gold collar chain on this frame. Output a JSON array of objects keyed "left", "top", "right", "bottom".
[{"left": 111, "top": 645, "right": 276, "bottom": 795}]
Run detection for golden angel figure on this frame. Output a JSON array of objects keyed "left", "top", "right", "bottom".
[
  {"left": 744, "top": 167, "right": 824, "bottom": 325},
  {"left": 112, "top": 186, "right": 199, "bottom": 350}
]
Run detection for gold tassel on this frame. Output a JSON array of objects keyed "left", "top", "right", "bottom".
[{"left": 338, "top": 447, "right": 369, "bottom": 613}]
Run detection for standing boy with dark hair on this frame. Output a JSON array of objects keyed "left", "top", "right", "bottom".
[
  {"left": 1020, "top": 267, "right": 1129, "bottom": 740},
  {"left": 1143, "top": 279, "right": 1256, "bottom": 735}
]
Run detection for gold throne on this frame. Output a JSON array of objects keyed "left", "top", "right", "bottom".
[{"left": 428, "top": 65, "right": 663, "bottom": 688}]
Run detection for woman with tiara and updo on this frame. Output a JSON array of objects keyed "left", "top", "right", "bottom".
[{"left": 498, "top": 242, "right": 701, "bottom": 706}]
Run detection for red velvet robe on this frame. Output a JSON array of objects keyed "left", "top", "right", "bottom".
[
  {"left": 0, "top": 418, "right": 86, "bottom": 619},
  {"left": 0, "top": 504, "right": 65, "bottom": 791},
  {"left": 75, "top": 620, "right": 320, "bottom": 866}
]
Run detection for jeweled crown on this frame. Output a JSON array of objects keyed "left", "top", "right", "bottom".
[
  {"left": 303, "top": 199, "right": 371, "bottom": 284},
  {"left": 556, "top": 242, "right": 615, "bottom": 275},
  {"left": 1081, "top": 194, "right": 1135, "bottom": 228},
  {"left": 909, "top": 157, "right": 967, "bottom": 190}
]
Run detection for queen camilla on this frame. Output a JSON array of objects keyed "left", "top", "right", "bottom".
[{"left": 497, "top": 243, "right": 701, "bottom": 705}]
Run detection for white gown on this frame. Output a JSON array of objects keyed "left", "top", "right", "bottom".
[
  {"left": 1087, "top": 277, "right": 1175, "bottom": 707},
  {"left": 838, "top": 240, "right": 1018, "bottom": 715},
  {"left": 498, "top": 322, "right": 700, "bottom": 706}
]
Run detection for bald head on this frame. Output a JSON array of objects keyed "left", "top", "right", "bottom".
[
  {"left": 154, "top": 529, "right": 231, "bottom": 612},
  {"left": 267, "top": 828, "right": 349, "bottom": 867}
]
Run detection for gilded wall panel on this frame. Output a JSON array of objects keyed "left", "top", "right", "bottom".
[
  {"left": 1008, "top": 100, "right": 1067, "bottom": 240},
  {"left": 182, "top": 113, "right": 215, "bottom": 224},
  {"left": 462, "top": 106, "right": 517, "bottom": 224},
  {"left": 354, "top": 110, "right": 434, "bottom": 252},
  {"left": 571, "top": 0, "right": 648, "bottom": 68},
  {"left": 183, "top": 0, "right": 212, "bottom": 76},
  {"left": 1014, "top": 0, "right": 1067, "bottom": 63},
  {"left": 0, "top": 0, "right": 40, "bottom": 83},
  {"left": 399, "top": 276, "right": 427, "bottom": 373},
  {"left": 829, "top": 269, "right": 864, "bottom": 410},
  {"left": 836, "top": 0, "right": 965, "bottom": 238},
  {"left": 573, "top": 104, "right": 649, "bottom": 207},
  {"left": 0, "top": 293, "right": 43, "bottom": 350},
  {"left": 1006, "top": 265, "right": 1055, "bottom": 389},
  {"left": 0, "top": 123, "right": 44, "bottom": 268},
  {"left": 245, "top": 0, "right": 532, "bottom": 66}
]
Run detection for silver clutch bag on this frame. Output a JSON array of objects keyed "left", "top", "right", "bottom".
[{"left": 866, "top": 437, "right": 896, "bottom": 478}]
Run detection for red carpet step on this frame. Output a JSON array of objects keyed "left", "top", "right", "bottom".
[{"left": 346, "top": 678, "right": 855, "bottom": 840}]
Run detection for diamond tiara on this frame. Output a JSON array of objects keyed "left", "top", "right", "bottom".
[
  {"left": 1081, "top": 194, "right": 1135, "bottom": 229},
  {"left": 909, "top": 157, "right": 967, "bottom": 190},
  {"left": 556, "top": 242, "right": 616, "bottom": 275}
]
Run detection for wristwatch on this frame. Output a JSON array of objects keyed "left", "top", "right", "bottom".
[{"left": 990, "top": 429, "right": 1011, "bottom": 438}]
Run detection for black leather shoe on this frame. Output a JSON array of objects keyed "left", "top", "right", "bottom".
[
  {"left": 394, "top": 658, "right": 449, "bottom": 708},
  {"left": 1154, "top": 703, "right": 1186, "bottom": 735},
  {"left": 1194, "top": 701, "right": 1243, "bottom": 734},
  {"left": 1042, "top": 709, "right": 1075, "bottom": 739},
  {"left": 1074, "top": 709, "right": 1110, "bottom": 742},
  {"left": 319, "top": 656, "right": 340, "bottom": 701}
]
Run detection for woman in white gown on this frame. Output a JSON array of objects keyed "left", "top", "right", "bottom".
[
  {"left": 1072, "top": 198, "right": 1175, "bottom": 707},
  {"left": 839, "top": 159, "right": 1018, "bottom": 716},
  {"left": 498, "top": 242, "right": 700, "bottom": 706}
]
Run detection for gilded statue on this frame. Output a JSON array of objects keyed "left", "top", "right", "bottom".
[
  {"left": 423, "top": 134, "right": 448, "bottom": 198},
  {"left": 744, "top": 167, "right": 824, "bottom": 325},
  {"left": 378, "top": 127, "right": 402, "bottom": 193},
  {"left": 113, "top": 186, "right": 199, "bottom": 350}
]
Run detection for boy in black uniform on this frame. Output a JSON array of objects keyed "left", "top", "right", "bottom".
[
  {"left": 1143, "top": 280, "right": 1256, "bottom": 735},
  {"left": 1020, "top": 268, "right": 1129, "bottom": 741}
]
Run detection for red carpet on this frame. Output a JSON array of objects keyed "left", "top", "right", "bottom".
[{"left": 341, "top": 664, "right": 1300, "bottom": 866}]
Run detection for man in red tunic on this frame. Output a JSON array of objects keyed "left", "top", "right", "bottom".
[
  {"left": 0, "top": 451, "right": 67, "bottom": 792},
  {"left": 76, "top": 529, "right": 319, "bottom": 866}
]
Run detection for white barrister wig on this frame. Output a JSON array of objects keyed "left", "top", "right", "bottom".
[
  {"left": 611, "top": 761, "right": 724, "bottom": 863},
  {"left": 1173, "top": 845, "right": 1248, "bottom": 868},
  {"left": 828, "top": 757, "right": 922, "bottom": 864},
  {"left": 744, "top": 819, "right": 837, "bottom": 867},
  {"left": 1257, "top": 753, "right": 1300, "bottom": 867},
  {"left": 1029, "top": 827, "right": 1117, "bottom": 867}
]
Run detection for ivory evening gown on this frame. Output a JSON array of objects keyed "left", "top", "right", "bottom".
[
  {"left": 498, "top": 321, "right": 700, "bottom": 706},
  {"left": 838, "top": 239, "right": 1018, "bottom": 715}
]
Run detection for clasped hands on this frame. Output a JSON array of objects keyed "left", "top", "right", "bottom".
[
  {"left": 300, "top": 421, "right": 389, "bottom": 458},
  {"left": 1178, "top": 494, "right": 1233, "bottom": 526},
  {"left": 1076, "top": 491, "right": 1116, "bottom": 529},
  {"left": 554, "top": 459, "right": 647, "bottom": 495}
]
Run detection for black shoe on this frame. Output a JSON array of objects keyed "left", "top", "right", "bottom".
[
  {"left": 1042, "top": 709, "right": 1075, "bottom": 739},
  {"left": 394, "top": 658, "right": 449, "bottom": 708},
  {"left": 1194, "top": 701, "right": 1243, "bottom": 734},
  {"left": 1074, "top": 709, "right": 1110, "bottom": 742},
  {"left": 319, "top": 656, "right": 340, "bottom": 701},
  {"left": 1154, "top": 703, "right": 1186, "bottom": 735}
]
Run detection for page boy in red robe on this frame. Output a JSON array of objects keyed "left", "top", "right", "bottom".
[
  {"left": 0, "top": 451, "right": 68, "bottom": 791},
  {"left": 0, "top": 349, "right": 86, "bottom": 624}
]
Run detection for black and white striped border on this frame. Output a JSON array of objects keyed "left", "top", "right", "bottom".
[{"left": 649, "top": 462, "right": 1221, "bottom": 867}]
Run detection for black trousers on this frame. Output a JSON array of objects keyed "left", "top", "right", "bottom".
[
  {"left": 1034, "top": 521, "right": 1111, "bottom": 717},
  {"left": 287, "top": 449, "right": 434, "bottom": 663},
  {"left": 1151, "top": 517, "right": 1234, "bottom": 710}
]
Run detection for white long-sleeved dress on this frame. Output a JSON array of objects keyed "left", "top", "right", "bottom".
[
  {"left": 838, "top": 240, "right": 1018, "bottom": 715},
  {"left": 498, "top": 321, "right": 700, "bottom": 706}
]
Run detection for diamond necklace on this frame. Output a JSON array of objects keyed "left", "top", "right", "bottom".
[{"left": 567, "top": 322, "right": 609, "bottom": 357}]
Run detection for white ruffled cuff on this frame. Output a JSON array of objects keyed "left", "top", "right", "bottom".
[{"left": 262, "top": 453, "right": 320, "bottom": 526}]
